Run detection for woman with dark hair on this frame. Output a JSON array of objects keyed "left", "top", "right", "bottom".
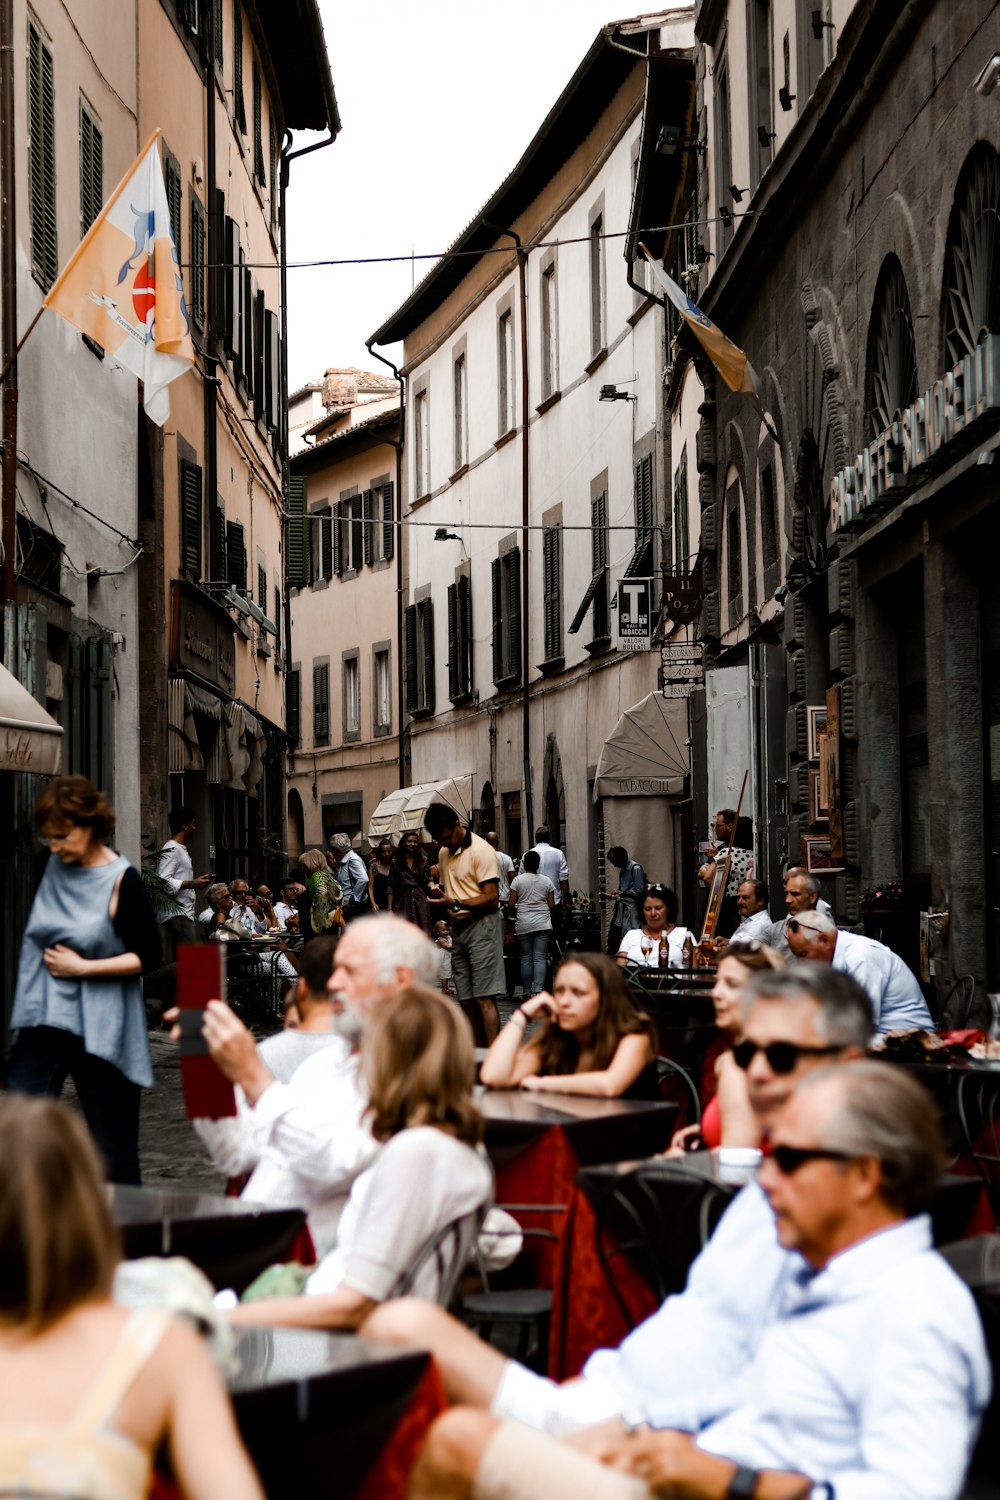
[
  {"left": 369, "top": 838, "right": 395, "bottom": 913},
  {"left": 480, "top": 952, "right": 658, "bottom": 1099},
  {"left": 9, "top": 776, "right": 160, "bottom": 1184},
  {"left": 229, "top": 986, "right": 492, "bottom": 1329},
  {"left": 389, "top": 829, "right": 435, "bottom": 935},
  {"left": 0, "top": 1095, "right": 264, "bottom": 1500},
  {"left": 616, "top": 883, "right": 694, "bottom": 969}
]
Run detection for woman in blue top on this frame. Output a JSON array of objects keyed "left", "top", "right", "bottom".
[{"left": 9, "top": 777, "right": 160, "bottom": 1184}]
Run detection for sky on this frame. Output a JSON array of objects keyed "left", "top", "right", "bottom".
[{"left": 284, "top": 1, "right": 631, "bottom": 391}]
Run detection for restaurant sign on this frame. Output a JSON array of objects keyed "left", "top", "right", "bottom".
[{"left": 830, "top": 334, "right": 1000, "bottom": 532}]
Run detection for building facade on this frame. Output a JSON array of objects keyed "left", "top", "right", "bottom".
[
  {"left": 370, "top": 12, "right": 697, "bottom": 907},
  {"left": 662, "top": 0, "right": 1000, "bottom": 1010}
]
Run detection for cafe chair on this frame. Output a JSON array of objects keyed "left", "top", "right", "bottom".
[
  {"left": 593, "top": 1162, "right": 733, "bottom": 1330},
  {"left": 456, "top": 1203, "right": 566, "bottom": 1374},
  {"left": 391, "top": 1205, "right": 488, "bottom": 1309},
  {"left": 957, "top": 1072, "right": 1000, "bottom": 1225},
  {"left": 939, "top": 973, "right": 978, "bottom": 1031},
  {"left": 656, "top": 1055, "right": 702, "bottom": 1128}
]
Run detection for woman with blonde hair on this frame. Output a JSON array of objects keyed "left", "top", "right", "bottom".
[
  {"left": 0, "top": 1095, "right": 263, "bottom": 1500},
  {"left": 295, "top": 848, "right": 343, "bottom": 936},
  {"left": 230, "top": 985, "right": 492, "bottom": 1330}
]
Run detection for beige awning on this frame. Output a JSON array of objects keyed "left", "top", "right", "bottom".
[
  {"left": 0, "top": 660, "right": 63, "bottom": 775},
  {"left": 368, "top": 775, "right": 474, "bottom": 842},
  {"left": 593, "top": 692, "right": 688, "bottom": 800}
]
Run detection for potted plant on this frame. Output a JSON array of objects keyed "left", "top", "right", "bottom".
[{"left": 860, "top": 880, "right": 904, "bottom": 942}]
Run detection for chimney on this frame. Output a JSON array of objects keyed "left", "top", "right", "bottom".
[{"left": 323, "top": 368, "right": 359, "bottom": 410}]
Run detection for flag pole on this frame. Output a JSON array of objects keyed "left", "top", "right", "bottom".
[{"left": 0, "top": 306, "right": 44, "bottom": 388}]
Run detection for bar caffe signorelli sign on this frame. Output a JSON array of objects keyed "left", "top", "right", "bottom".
[{"left": 830, "top": 334, "right": 1000, "bottom": 533}]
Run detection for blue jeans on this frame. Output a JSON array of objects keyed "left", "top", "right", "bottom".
[{"left": 517, "top": 930, "right": 550, "bottom": 996}]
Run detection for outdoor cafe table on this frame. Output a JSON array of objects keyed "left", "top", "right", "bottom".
[
  {"left": 112, "top": 1184, "right": 306, "bottom": 1295},
  {"left": 477, "top": 1090, "right": 677, "bottom": 1378}
]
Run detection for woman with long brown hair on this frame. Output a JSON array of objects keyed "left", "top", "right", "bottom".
[
  {"left": 389, "top": 829, "right": 435, "bottom": 935},
  {"left": 0, "top": 1095, "right": 263, "bottom": 1500},
  {"left": 480, "top": 952, "right": 658, "bottom": 1099},
  {"left": 9, "top": 776, "right": 160, "bottom": 1184}
]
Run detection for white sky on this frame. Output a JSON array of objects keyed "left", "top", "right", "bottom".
[{"left": 285, "top": 1, "right": 631, "bottom": 390}]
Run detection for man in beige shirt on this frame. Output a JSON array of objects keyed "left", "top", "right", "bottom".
[{"left": 424, "top": 803, "right": 505, "bottom": 1042}]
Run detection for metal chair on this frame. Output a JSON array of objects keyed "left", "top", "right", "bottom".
[
  {"left": 656, "top": 1055, "right": 702, "bottom": 1126},
  {"left": 592, "top": 1161, "right": 734, "bottom": 1329},
  {"left": 391, "top": 1204, "right": 488, "bottom": 1308},
  {"left": 456, "top": 1203, "right": 565, "bottom": 1374},
  {"left": 957, "top": 1071, "right": 1000, "bottom": 1225},
  {"left": 940, "top": 974, "right": 978, "bottom": 1031}
]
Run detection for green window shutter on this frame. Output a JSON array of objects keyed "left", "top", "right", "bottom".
[
  {"left": 543, "top": 526, "right": 561, "bottom": 659},
  {"left": 190, "top": 196, "right": 206, "bottom": 330},
  {"left": 362, "top": 489, "right": 374, "bottom": 567},
  {"left": 459, "top": 573, "right": 472, "bottom": 696},
  {"left": 273, "top": 584, "right": 281, "bottom": 656},
  {"left": 332, "top": 502, "right": 344, "bottom": 576},
  {"left": 211, "top": 502, "right": 226, "bottom": 582},
  {"left": 27, "top": 21, "right": 57, "bottom": 289},
  {"left": 179, "top": 458, "right": 203, "bottom": 577},
  {"left": 319, "top": 507, "right": 333, "bottom": 581},
  {"left": 350, "top": 500, "right": 362, "bottom": 571},
  {"left": 253, "top": 284, "right": 265, "bottom": 413},
  {"left": 285, "top": 475, "right": 309, "bottom": 589},
  {"left": 421, "top": 599, "right": 435, "bottom": 714},
  {"left": 257, "top": 563, "right": 266, "bottom": 610},
  {"left": 223, "top": 216, "right": 241, "bottom": 358},
  {"left": 226, "top": 519, "right": 247, "bottom": 592},
  {"left": 164, "top": 148, "right": 182, "bottom": 259},
  {"left": 252, "top": 61, "right": 265, "bottom": 184},
  {"left": 507, "top": 547, "right": 521, "bottom": 682},
  {"left": 381, "top": 482, "right": 394, "bottom": 561},
  {"left": 238, "top": 253, "right": 251, "bottom": 388},
  {"left": 491, "top": 557, "right": 504, "bottom": 682},
  {"left": 264, "top": 309, "right": 279, "bottom": 431},
  {"left": 447, "top": 582, "right": 459, "bottom": 701},
  {"left": 214, "top": 0, "right": 223, "bottom": 62},
  {"left": 313, "top": 663, "right": 329, "bottom": 742},
  {"left": 79, "top": 101, "right": 102, "bottom": 237},
  {"left": 233, "top": 1, "right": 246, "bottom": 133},
  {"left": 286, "top": 667, "right": 300, "bottom": 744},
  {"left": 404, "top": 604, "right": 417, "bottom": 714}
]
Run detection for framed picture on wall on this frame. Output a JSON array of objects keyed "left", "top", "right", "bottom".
[
  {"left": 807, "top": 705, "right": 827, "bottom": 761},
  {"left": 809, "top": 769, "right": 828, "bottom": 826},
  {"left": 800, "top": 834, "right": 843, "bottom": 875}
]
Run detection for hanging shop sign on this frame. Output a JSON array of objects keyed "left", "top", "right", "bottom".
[
  {"left": 830, "top": 333, "right": 1000, "bottom": 533},
  {"left": 617, "top": 577, "right": 654, "bottom": 651}
]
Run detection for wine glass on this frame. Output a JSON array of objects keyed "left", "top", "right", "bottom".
[{"left": 640, "top": 934, "right": 653, "bottom": 965}]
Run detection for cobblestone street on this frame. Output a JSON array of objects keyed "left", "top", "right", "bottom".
[{"left": 138, "top": 1027, "right": 226, "bottom": 1192}]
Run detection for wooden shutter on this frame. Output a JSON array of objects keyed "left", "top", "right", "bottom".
[
  {"left": 420, "top": 599, "right": 435, "bottom": 714},
  {"left": 543, "top": 526, "right": 560, "bottom": 659},
  {"left": 362, "top": 489, "right": 374, "bottom": 567},
  {"left": 269, "top": 119, "right": 277, "bottom": 228},
  {"left": 257, "top": 563, "right": 267, "bottom": 610},
  {"left": 223, "top": 216, "right": 241, "bottom": 358},
  {"left": 319, "top": 507, "right": 333, "bottom": 581},
  {"left": 273, "top": 585, "right": 281, "bottom": 654},
  {"left": 491, "top": 557, "right": 504, "bottom": 682},
  {"left": 404, "top": 604, "right": 417, "bottom": 713},
  {"left": 214, "top": 0, "right": 223, "bottom": 61},
  {"left": 506, "top": 548, "right": 521, "bottom": 682},
  {"left": 447, "top": 582, "right": 460, "bottom": 701},
  {"left": 240, "top": 254, "right": 252, "bottom": 389},
  {"left": 332, "top": 502, "right": 344, "bottom": 576},
  {"left": 189, "top": 196, "right": 206, "bottom": 330},
  {"left": 211, "top": 502, "right": 226, "bottom": 582},
  {"left": 459, "top": 573, "right": 472, "bottom": 696},
  {"left": 252, "top": 61, "right": 265, "bottom": 184},
  {"left": 381, "top": 482, "right": 394, "bottom": 561},
  {"left": 313, "top": 663, "right": 329, "bottom": 742},
  {"left": 286, "top": 475, "right": 309, "bottom": 588},
  {"left": 350, "top": 499, "right": 362, "bottom": 571},
  {"left": 79, "top": 101, "right": 103, "bottom": 237},
  {"left": 636, "top": 454, "right": 653, "bottom": 535},
  {"left": 264, "top": 309, "right": 279, "bottom": 431},
  {"left": 226, "top": 520, "right": 247, "bottom": 592},
  {"left": 179, "top": 459, "right": 203, "bottom": 577},
  {"left": 253, "top": 285, "right": 265, "bottom": 413},
  {"left": 164, "top": 149, "right": 182, "bottom": 258},
  {"left": 233, "top": 0, "right": 246, "bottom": 133},
  {"left": 27, "top": 21, "right": 57, "bottom": 289},
  {"left": 286, "top": 668, "right": 300, "bottom": 744},
  {"left": 591, "top": 493, "right": 608, "bottom": 570}
]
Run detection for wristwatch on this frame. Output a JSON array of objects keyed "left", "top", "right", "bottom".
[{"left": 726, "top": 1469, "right": 758, "bottom": 1499}]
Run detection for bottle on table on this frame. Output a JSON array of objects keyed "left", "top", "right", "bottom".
[
  {"left": 681, "top": 932, "right": 694, "bottom": 970},
  {"left": 659, "top": 930, "right": 669, "bottom": 967}
]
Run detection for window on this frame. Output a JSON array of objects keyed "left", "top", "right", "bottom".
[
  {"left": 363, "top": 482, "right": 394, "bottom": 564},
  {"left": 214, "top": 0, "right": 223, "bottom": 63},
  {"left": 79, "top": 97, "right": 103, "bottom": 237},
  {"left": 232, "top": 1, "right": 246, "bottom": 133},
  {"left": 540, "top": 263, "right": 558, "bottom": 399},
  {"left": 414, "top": 387, "right": 430, "bottom": 497},
  {"left": 624, "top": 452, "right": 654, "bottom": 577},
  {"left": 713, "top": 40, "right": 733, "bottom": 253},
  {"left": 179, "top": 459, "right": 202, "bottom": 577},
  {"left": 543, "top": 525, "right": 562, "bottom": 662},
  {"left": 491, "top": 548, "right": 521, "bottom": 686},
  {"left": 68, "top": 636, "right": 113, "bottom": 798},
  {"left": 310, "top": 505, "right": 333, "bottom": 584},
  {"left": 313, "top": 661, "right": 330, "bottom": 744},
  {"left": 269, "top": 119, "right": 277, "bottom": 230},
  {"left": 569, "top": 493, "right": 609, "bottom": 640},
  {"left": 796, "top": 0, "right": 827, "bottom": 100},
  {"left": 226, "top": 519, "right": 247, "bottom": 593},
  {"left": 343, "top": 653, "right": 361, "bottom": 741},
  {"left": 447, "top": 576, "right": 474, "bottom": 701},
  {"left": 344, "top": 495, "right": 363, "bottom": 573},
  {"left": 726, "top": 478, "right": 743, "bottom": 625},
  {"left": 257, "top": 562, "right": 267, "bottom": 610},
  {"left": 189, "top": 195, "right": 206, "bottom": 330},
  {"left": 286, "top": 666, "right": 300, "bottom": 744},
  {"left": 273, "top": 584, "right": 282, "bottom": 656},
  {"left": 27, "top": 17, "right": 57, "bottom": 289},
  {"left": 373, "top": 647, "right": 392, "bottom": 735},
  {"left": 673, "top": 447, "right": 690, "bottom": 569},
  {"left": 404, "top": 598, "right": 435, "bottom": 716},
  {"left": 589, "top": 213, "right": 606, "bottom": 357},
  {"left": 748, "top": 0, "right": 773, "bottom": 188},
  {"left": 163, "top": 145, "right": 182, "bottom": 261},
  {"left": 760, "top": 455, "right": 779, "bottom": 583},
  {"left": 378, "top": 481, "right": 394, "bottom": 562},
  {"left": 252, "top": 62, "right": 265, "bottom": 186},
  {"left": 453, "top": 353, "right": 467, "bottom": 470},
  {"left": 286, "top": 475, "right": 310, "bottom": 588},
  {"left": 498, "top": 309, "right": 514, "bottom": 436}
]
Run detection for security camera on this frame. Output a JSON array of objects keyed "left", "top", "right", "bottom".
[{"left": 975, "top": 52, "right": 1000, "bottom": 96}]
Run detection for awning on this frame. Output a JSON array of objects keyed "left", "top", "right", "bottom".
[
  {"left": 0, "top": 660, "right": 63, "bottom": 775},
  {"left": 593, "top": 692, "right": 688, "bottom": 800},
  {"left": 368, "top": 775, "right": 474, "bottom": 842}
]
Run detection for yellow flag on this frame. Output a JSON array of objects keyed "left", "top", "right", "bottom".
[{"left": 640, "top": 244, "right": 759, "bottom": 397}]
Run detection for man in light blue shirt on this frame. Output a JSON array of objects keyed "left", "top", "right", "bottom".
[
  {"left": 406, "top": 1060, "right": 990, "bottom": 1500},
  {"left": 785, "top": 910, "right": 934, "bottom": 1034}
]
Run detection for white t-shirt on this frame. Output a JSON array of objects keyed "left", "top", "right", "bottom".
[
  {"left": 306, "top": 1126, "right": 493, "bottom": 1302},
  {"left": 510, "top": 872, "right": 555, "bottom": 934},
  {"left": 618, "top": 926, "right": 694, "bottom": 968}
]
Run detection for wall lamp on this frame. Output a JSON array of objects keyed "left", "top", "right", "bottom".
[
  {"left": 600, "top": 385, "right": 637, "bottom": 403},
  {"left": 729, "top": 184, "right": 749, "bottom": 204},
  {"left": 656, "top": 125, "right": 706, "bottom": 157}
]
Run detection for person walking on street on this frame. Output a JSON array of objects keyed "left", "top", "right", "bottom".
[
  {"left": 605, "top": 845, "right": 645, "bottom": 943},
  {"left": 508, "top": 851, "right": 555, "bottom": 998},
  {"left": 424, "top": 803, "right": 505, "bottom": 1044},
  {"left": 529, "top": 827, "right": 570, "bottom": 913},
  {"left": 328, "top": 834, "right": 370, "bottom": 921}
]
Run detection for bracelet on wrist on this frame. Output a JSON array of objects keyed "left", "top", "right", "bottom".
[{"left": 509, "top": 1007, "right": 528, "bottom": 1026}]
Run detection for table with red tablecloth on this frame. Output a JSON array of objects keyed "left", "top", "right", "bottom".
[{"left": 479, "top": 1091, "right": 677, "bottom": 1378}]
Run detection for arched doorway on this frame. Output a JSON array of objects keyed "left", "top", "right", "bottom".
[
  {"left": 479, "top": 781, "right": 496, "bottom": 838},
  {"left": 542, "top": 733, "right": 565, "bottom": 850},
  {"left": 287, "top": 788, "right": 304, "bottom": 859}
]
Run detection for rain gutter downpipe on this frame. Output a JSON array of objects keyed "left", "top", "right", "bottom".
[
  {"left": 365, "top": 337, "right": 406, "bottom": 790},
  {"left": 484, "top": 222, "right": 533, "bottom": 839},
  {"left": 1, "top": 0, "right": 17, "bottom": 610}
]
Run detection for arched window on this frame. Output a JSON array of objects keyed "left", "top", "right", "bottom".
[
  {"left": 944, "top": 143, "right": 1000, "bottom": 367},
  {"left": 724, "top": 466, "right": 744, "bottom": 627},
  {"left": 865, "top": 256, "right": 918, "bottom": 441}
]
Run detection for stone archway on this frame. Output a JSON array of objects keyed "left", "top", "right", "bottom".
[
  {"left": 479, "top": 780, "right": 496, "bottom": 837},
  {"left": 542, "top": 733, "right": 566, "bottom": 850}
]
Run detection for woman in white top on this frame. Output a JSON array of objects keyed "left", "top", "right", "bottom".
[
  {"left": 616, "top": 884, "right": 694, "bottom": 969},
  {"left": 230, "top": 985, "right": 492, "bottom": 1330},
  {"left": 508, "top": 850, "right": 555, "bottom": 997}
]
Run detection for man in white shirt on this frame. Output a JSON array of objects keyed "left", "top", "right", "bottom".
[
  {"left": 785, "top": 909, "right": 934, "bottom": 1034},
  {"left": 229, "top": 878, "right": 267, "bottom": 935},
  {"left": 157, "top": 806, "right": 210, "bottom": 921},
  {"left": 407, "top": 1060, "right": 989, "bottom": 1500},
  {"left": 273, "top": 878, "right": 305, "bottom": 930},
  {"left": 728, "top": 879, "right": 771, "bottom": 942},
  {"left": 187, "top": 913, "right": 440, "bottom": 1253},
  {"left": 485, "top": 832, "right": 515, "bottom": 903},
  {"left": 765, "top": 867, "right": 833, "bottom": 954},
  {"left": 530, "top": 826, "right": 570, "bottom": 910}
]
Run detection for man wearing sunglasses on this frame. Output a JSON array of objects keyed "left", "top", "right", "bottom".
[
  {"left": 363, "top": 969, "right": 876, "bottom": 1449},
  {"left": 784, "top": 909, "right": 933, "bottom": 1034}
]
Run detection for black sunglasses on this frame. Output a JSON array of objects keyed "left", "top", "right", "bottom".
[
  {"left": 785, "top": 918, "right": 824, "bottom": 936},
  {"left": 732, "top": 1039, "right": 842, "bottom": 1074},
  {"left": 768, "top": 1144, "right": 857, "bottom": 1175}
]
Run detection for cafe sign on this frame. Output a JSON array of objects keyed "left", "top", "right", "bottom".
[{"left": 830, "top": 333, "right": 1000, "bottom": 532}]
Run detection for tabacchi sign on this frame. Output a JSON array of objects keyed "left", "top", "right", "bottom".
[{"left": 830, "top": 334, "right": 1000, "bottom": 532}]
